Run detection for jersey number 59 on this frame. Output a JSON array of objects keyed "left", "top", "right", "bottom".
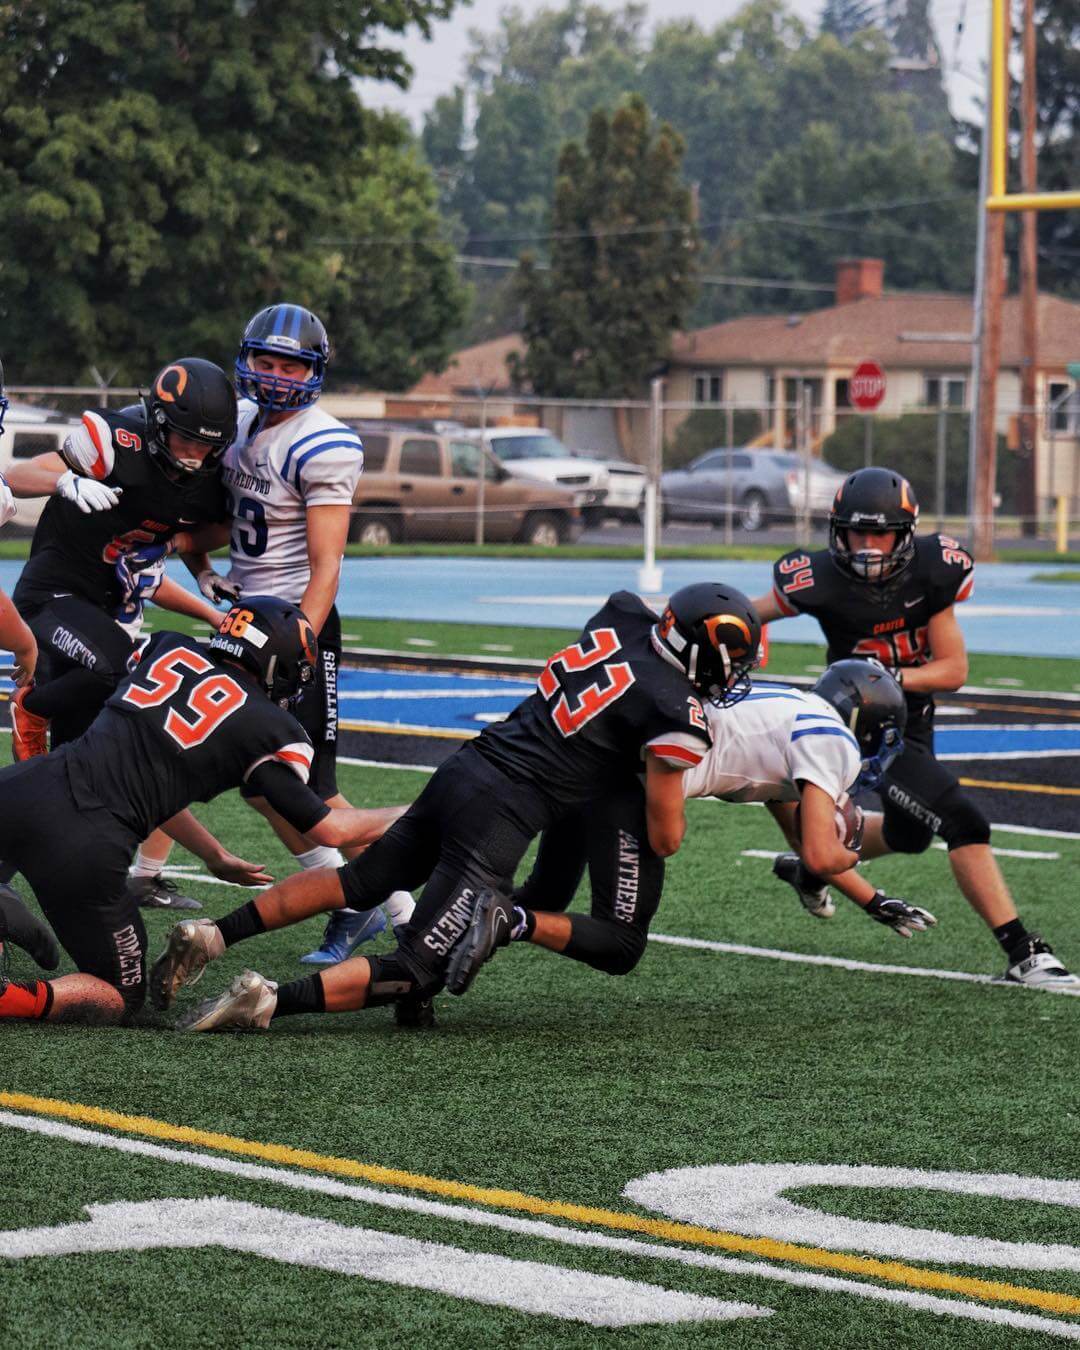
[
  {"left": 537, "top": 628, "right": 635, "bottom": 737},
  {"left": 123, "top": 648, "right": 248, "bottom": 749}
]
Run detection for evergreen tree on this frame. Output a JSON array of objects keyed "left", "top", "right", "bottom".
[
  {"left": 510, "top": 96, "right": 698, "bottom": 397},
  {"left": 820, "top": 0, "right": 880, "bottom": 44}
]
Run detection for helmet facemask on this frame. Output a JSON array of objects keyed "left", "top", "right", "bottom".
[
  {"left": 830, "top": 518, "right": 917, "bottom": 584},
  {"left": 235, "top": 305, "right": 329, "bottom": 412}
]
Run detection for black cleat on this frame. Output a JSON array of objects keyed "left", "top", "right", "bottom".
[
  {"left": 394, "top": 994, "right": 436, "bottom": 1028},
  {"left": 445, "top": 888, "right": 514, "bottom": 996},
  {"left": 126, "top": 874, "right": 203, "bottom": 911}
]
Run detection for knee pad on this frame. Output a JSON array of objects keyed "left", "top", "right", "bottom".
[
  {"left": 881, "top": 785, "right": 936, "bottom": 855},
  {"left": 565, "top": 917, "right": 648, "bottom": 977},
  {"left": 935, "top": 786, "right": 991, "bottom": 850}
]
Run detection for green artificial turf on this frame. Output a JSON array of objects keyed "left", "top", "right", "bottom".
[{"left": 2, "top": 760, "right": 1079, "bottom": 1347}]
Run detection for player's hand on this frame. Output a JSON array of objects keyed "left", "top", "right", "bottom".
[
  {"left": 208, "top": 852, "right": 274, "bottom": 887},
  {"left": 0, "top": 885, "right": 60, "bottom": 970},
  {"left": 125, "top": 541, "right": 173, "bottom": 571},
  {"left": 0, "top": 473, "right": 17, "bottom": 528},
  {"left": 864, "top": 891, "right": 937, "bottom": 939},
  {"left": 57, "top": 469, "right": 122, "bottom": 513},
  {"left": 197, "top": 569, "right": 242, "bottom": 605},
  {"left": 11, "top": 641, "right": 37, "bottom": 687}
]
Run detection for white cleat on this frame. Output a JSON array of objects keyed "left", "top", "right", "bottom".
[
  {"left": 1003, "top": 937, "right": 1080, "bottom": 993},
  {"left": 150, "top": 918, "right": 225, "bottom": 1010},
  {"left": 772, "top": 853, "right": 836, "bottom": 919},
  {"left": 177, "top": 970, "right": 278, "bottom": 1032}
]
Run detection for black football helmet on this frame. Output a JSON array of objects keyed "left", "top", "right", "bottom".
[
  {"left": 829, "top": 467, "right": 919, "bottom": 584},
  {"left": 235, "top": 303, "right": 329, "bottom": 412},
  {"left": 143, "top": 358, "right": 237, "bottom": 479},
  {"left": 209, "top": 596, "right": 318, "bottom": 708},
  {"left": 813, "top": 658, "right": 907, "bottom": 791},
  {"left": 652, "top": 582, "right": 762, "bottom": 707},
  {"left": 0, "top": 357, "right": 8, "bottom": 439}
]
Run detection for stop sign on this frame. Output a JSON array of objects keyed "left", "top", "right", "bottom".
[{"left": 850, "top": 360, "right": 886, "bottom": 411}]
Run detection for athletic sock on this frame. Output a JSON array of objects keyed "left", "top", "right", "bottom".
[
  {"left": 993, "top": 918, "right": 1030, "bottom": 956},
  {"left": 0, "top": 977, "right": 53, "bottom": 1020},
  {"left": 383, "top": 890, "right": 414, "bottom": 926},
  {"left": 510, "top": 906, "right": 535, "bottom": 941},
  {"left": 273, "top": 974, "right": 326, "bottom": 1019},
  {"left": 215, "top": 900, "right": 266, "bottom": 949},
  {"left": 129, "top": 849, "right": 167, "bottom": 881},
  {"left": 295, "top": 844, "right": 344, "bottom": 871}
]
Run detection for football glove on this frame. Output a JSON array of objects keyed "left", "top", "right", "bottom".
[
  {"left": 0, "top": 884, "right": 59, "bottom": 970},
  {"left": 0, "top": 474, "right": 16, "bottom": 528},
  {"left": 57, "top": 469, "right": 122, "bottom": 513},
  {"left": 864, "top": 890, "right": 937, "bottom": 939},
  {"left": 197, "top": 569, "right": 242, "bottom": 605}
]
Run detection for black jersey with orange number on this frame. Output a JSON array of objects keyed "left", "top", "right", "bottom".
[
  {"left": 473, "top": 590, "right": 712, "bottom": 810},
  {"left": 771, "top": 534, "right": 975, "bottom": 718},
  {"left": 59, "top": 632, "right": 313, "bottom": 837},
  {"left": 14, "top": 408, "right": 227, "bottom": 615}
]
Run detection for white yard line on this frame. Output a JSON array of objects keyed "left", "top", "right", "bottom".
[{"left": 2, "top": 1112, "right": 1077, "bottom": 1342}]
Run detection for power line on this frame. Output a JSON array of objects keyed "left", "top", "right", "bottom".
[{"left": 456, "top": 254, "right": 836, "bottom": 291}]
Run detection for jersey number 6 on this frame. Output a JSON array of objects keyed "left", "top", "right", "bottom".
[
  {"left": 537, "top": 627, "right": 635, "bottom": 737},
  {"left": 123, "top": 647, "right": 248, "bottom": 749}
]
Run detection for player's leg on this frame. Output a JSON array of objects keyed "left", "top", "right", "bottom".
[{"left": 511, "top": 811, "right": 590, "bottom": 914}]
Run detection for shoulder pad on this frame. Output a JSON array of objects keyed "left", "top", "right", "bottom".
[
  {"left": 61, "top": 409, "right": 145, "bottom": 480},
  {"left": 772, "top": 549, "right": 822, "bottom": 615}
]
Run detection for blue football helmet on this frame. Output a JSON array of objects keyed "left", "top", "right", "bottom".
[
  {"left": 235, "top": 304, "right": 329, "bottom": 412},
  {"left": 0, "top": 358, "right": 8, "bottom": 439}
]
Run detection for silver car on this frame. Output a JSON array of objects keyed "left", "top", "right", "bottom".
[{"left": 661, "top": 448, "right": 846, "bottom": 532}]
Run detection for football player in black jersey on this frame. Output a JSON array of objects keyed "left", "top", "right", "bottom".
[
  {"left": 152, "top": 584, "right": 756, "bottom": 1032},
  {"left": 4, "top": 357, "right": 241, "bottom": 910},
  {"left": 0, "top": 597, "right": 403, "bottom": 1025},
  {"left": 752, "top": 466, "right": 1078, "bottom": 992}
]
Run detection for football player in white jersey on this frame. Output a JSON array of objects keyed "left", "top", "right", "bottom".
[
  {"left": 499, "top": 659, "right": 934, "bottom": 982},
  {"left": 173, "top": 305, "right": 412, "bottom": 961}
]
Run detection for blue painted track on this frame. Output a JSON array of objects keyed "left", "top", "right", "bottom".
[{"left": 2, "top": 556, "right": 1078, "bottom": 657}]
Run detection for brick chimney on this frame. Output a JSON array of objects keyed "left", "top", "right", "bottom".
[{"left": 835, "top": 257, "right": 884, "bottom": 306}]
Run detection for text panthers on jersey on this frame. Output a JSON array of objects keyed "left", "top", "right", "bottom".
[{"left": 223, "top": 400, "right": 364, "bottom": 607}]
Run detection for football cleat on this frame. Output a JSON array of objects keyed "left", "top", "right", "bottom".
[
  {"left": 149, "top": 918, "right": 225, "bottom": 1010},
  {"left": 394, "top": 994, "right": 436, "bottom": 1029},
  {"left": 299, "top": 905, "right": 387, "bottom": 964},
  {"left": 772, "top": 853, "right": 835, "bottom": 919},
  {"left": 126, "top": 873, "right": 203, "bottom": 911},
  {"left": 1002, "top": 935, "right": 1080, "bottom": 993},
  {"left": 445, "top": 888, "right": 514, "bottom": 996},
  {"left": 10, "top": 686, "right": 49, "bottom": 761},
  {"left": 176, "top": 969, "right": 278, "bottom": 1032}
]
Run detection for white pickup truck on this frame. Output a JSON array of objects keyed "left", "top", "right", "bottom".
[{"left": 482, "top": 427, "right": 645, "bottom": 524}]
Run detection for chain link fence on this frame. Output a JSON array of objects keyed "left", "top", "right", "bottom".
[{"left": 5, "top": 382, "right": 1080, "bottom": 552}]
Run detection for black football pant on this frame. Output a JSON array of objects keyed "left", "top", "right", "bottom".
[
  {"left": 338, "top": 743, "right": 554, "bottom": 994},
  {"left": 0, "top": 754, "right": 146, "bottom": 1014},
  {"left": 512, "top": 783, "right": 664, "bottom": 976},
  {"left": 21, "top": 596, "right": 135, "bottom": 747},
  {"left": 879, "top": 710, "right": 991, "bottom": 854}
]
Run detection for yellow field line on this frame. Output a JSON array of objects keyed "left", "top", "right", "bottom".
[
  {"left": 961, "top": 777, "right": 1080, "bottom": 798},
  {"left": 340, "top": 720, "right": 478, "bottom": 740},
  {"left": 2, "top": 1091, "right": 1078, "bottom": 1318}
]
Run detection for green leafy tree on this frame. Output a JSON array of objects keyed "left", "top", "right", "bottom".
[
  {"left": 820, "top": 0, "right": 880, "bottom": 43},
  {"left": 1034, "top": 0, "right": 1080, "bottom": 296},
  {"left": 0, "top": 0, "right": 464, "bottom": 387},
  {"left": 510, "top": 96, "right": 699, "bottom": 397}
]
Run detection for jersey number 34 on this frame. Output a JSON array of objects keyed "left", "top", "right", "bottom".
[{"left": 538, "top": 628, "right": 635, "bottom": 737}]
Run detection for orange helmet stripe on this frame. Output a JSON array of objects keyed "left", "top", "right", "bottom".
[{"left": 703, "top": 613, "right": 752, "bottom": 657}]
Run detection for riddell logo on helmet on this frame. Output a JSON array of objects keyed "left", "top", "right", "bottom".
[
  {"left": 265, "top": 335, "right": 302, "bottom": 352},
  {"left": 198, "top": 425, "right": 224, "bottom": 440}
]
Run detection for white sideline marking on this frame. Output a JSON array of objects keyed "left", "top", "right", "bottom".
[
  {"left": 339, "top": 687, "right": 530, "bottom": 700},
  {"left": 741, "top": 844, "right": 1060, "bottom": 862},
  {"left": 2, "top": 1113, "right": 1078, "bottom": 1342},
  {"left": 647, "top": 933, "right": 1080, "bottom": 996},
  {"left": 0, "top": 1197, "right": 755, "bottom": 1327}
]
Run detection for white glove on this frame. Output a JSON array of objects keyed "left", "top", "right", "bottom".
[
  {"left": 197, "top": 569, "right": 242, "bottom": 605},
  {"left": 57, "top": 469, "right": 122, "bottom": 513},
  {"left": 0, "top": 474, "right": 16, "bottom": 528}
]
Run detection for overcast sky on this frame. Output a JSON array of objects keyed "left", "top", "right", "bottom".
[{"left": 360, "top": 0, "right": 989, "bottom": 128}]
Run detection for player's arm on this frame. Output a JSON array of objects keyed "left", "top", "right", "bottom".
[
  {"left": 895, "top": 605, "right": 968, "bottom": 694},
  {"left": 792, "top": 782, "right": 861, "bottom": 877},
  {"left": 150, "top": 576, "right": 222, "bottom": 629},
  {"left": 159, "top": 809, "right": 274, "bottom": 886},
  {"left": 4, "top": 451, "right": 67, "bottom": 497},
  {"left": 644, "top": 754, "right": 688, "bottom": 857},
  {"left": 246, "top": 760, "right": 406, "bottom": 850},
  {"left": 0, "top": 590, "right": 37, "bottom": 686},
  {"left": 301, "top": 504, "right": 351, "bottom": 634},
  {"left": 751, "top": 590, "right": 788, "bottom": 623},
  {"left": 11, "top": 414, "right": 123, "bottom": 511}
]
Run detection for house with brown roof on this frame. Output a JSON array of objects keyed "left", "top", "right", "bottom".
[{"left": 404, "top": 259, "right": 1080, "bottom": 506}]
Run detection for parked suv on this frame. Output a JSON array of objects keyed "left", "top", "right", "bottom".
[
  {"left": 661, "top": 448, "right": 846, "bottom": 532},
  {"left": 343, "top": 421, "right": 584, "bottom": 546},
  {"left": 0, "top": 401, "right": 83, "bottom": 532}
]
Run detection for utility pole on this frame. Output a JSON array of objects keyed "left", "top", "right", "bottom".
[
  {"left": 1017, "top": 0, "right": 1039, "bottom": 537},
  {"left": 972, "top": 0, "right": 1008, "bottom": 561}
]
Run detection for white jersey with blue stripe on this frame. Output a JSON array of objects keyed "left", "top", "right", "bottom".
[
  {"left": 681, "top": 681, "right": 862, "bottom": 805},
  {"left": 223, "top": 400, "right": 364, "bottom": 606}
]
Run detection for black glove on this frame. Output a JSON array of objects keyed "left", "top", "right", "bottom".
[
  {"left": 864, "top": 890, "right": 937, "bottom": 939},
  {"left": 0, "top": 884, "right": 60, "bottom": 970}
]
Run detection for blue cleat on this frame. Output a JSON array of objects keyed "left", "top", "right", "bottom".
[{"left": 299, "top": 906, "right": 388, "bottom": 965}]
